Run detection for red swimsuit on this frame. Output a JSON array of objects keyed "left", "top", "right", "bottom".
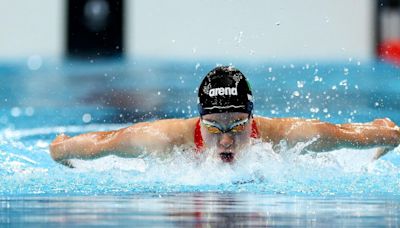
[{"left": 194, "top": 118, "right": 260, "bottom": 151}]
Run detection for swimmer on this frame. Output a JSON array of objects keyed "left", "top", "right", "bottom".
[{"left": 50, "top": 66, "right": 400, "bottom": 166}]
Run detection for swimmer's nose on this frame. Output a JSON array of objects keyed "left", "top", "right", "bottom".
[{"left": 219, "top": 133, "right": 233, "bottom": 148}]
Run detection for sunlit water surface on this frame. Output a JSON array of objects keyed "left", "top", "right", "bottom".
[{"left": 1, "top": 60, "right": 400, "bottom": 226}]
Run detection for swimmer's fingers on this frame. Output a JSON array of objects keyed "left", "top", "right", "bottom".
[
  {"left": 372, "top": 147, "right": 392, "bottom": 160},
  {"left": 59, "top": 159, "right": 75, "bottom": 168}
]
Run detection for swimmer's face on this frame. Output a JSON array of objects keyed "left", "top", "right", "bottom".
[{"left": 200, "top": 112, "right": 252, "bottom": 163}]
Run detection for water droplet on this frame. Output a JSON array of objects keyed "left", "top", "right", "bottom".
[
  {"left": 275, "top": 21, "right": 281, "bottom": 26},
  {"left": 292, "top": 91, "right": 300, "bottom": 97},
  {"left": 82, "top": 113, "right": 92, "bottom": 123},
  {"left": 27, "top": 55, "right": 42, "bottom": 70},
  {"left": 25, "top": 107, "right": 34, "bottom": 116},
  {"left": 297, "top": 81, "right": 305, "bottom": 88},
  {"left": 11, "top": 107, "right": 21, "bottom": 117},
  {"left": 268, "top": 67, "right": 272, "bottom": 73},
  {"left": 343, "top": 68, "right": 349, "bottom": 75},
  {"left": 195, "top": 63, "right": 200, "bottom": 70},
  {"left": 314, "top": 76, "right": 323, "bottom": 82},
  {"left": 235, "top": 31, "right": 244, "bottom": 44}
]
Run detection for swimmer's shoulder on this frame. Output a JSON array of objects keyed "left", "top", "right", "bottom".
[
  {"left": 254, "top": 116, "right": 309, "bottom": 142},
  {"left": 150, "top": 117, "right": 198, "bottom": 132},
  {"left": 156, "top": 117, "right": 199, "bottom": 146},
  {"left": 254, "top": 116, "right": 311, "bottom": 125},
  {"left": 123, "top": 117, "right": 199, "bottom": 145}
]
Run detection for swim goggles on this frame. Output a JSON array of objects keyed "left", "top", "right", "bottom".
[{"left": 201, "top": 117, "right": 250, "bottom": 134}]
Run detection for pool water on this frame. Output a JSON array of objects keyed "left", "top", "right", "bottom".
[{"left": 1, "top": 59, "right": 400, "bottom": 226}]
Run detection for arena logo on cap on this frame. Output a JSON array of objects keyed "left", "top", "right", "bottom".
[{"left": 209, "top": 87, "right": 238, "bottom": 97}]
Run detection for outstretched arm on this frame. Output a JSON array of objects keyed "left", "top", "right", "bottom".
[
  {"left": 258, "top": 117, "right": 400, "bottom": 155},
  {"left": 50, "top": 119, "right": 195, "bottom": 166}
]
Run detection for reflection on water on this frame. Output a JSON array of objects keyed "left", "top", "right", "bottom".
[{"left": 1, "top": 193, "right": 399, "bottom": 226}]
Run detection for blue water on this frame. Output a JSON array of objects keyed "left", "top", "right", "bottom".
[{"left": 1, "top": 59, "right": 400, "bottom": 226}]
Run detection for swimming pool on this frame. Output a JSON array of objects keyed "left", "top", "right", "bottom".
[{"left": 1, "top": 59, "right": 400, "bottom": 226}]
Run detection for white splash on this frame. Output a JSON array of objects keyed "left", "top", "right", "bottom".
[{"left": 1, "top": 125, "right": 399, "bottom": 195}]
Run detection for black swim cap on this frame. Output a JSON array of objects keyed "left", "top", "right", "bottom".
[{"left": 198, "top": 66, "right": 253, "bottom": 116}]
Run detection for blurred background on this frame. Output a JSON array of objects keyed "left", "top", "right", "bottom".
[
  {"left": 0, "top": 0, "right": 386, "bottom": 60},
  {"left": 0, "top": 0, "right": 399, "bottom": 129},
  {"left": 1, "top": 0, "right": 399, "bottom": 61}
]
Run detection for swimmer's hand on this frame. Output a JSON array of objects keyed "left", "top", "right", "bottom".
[
  {"left": 50, "top": 133, "right": 75, "bottom": 168},
  {"left": 371, "top": 118, "right": 399, "bottom": 160}
]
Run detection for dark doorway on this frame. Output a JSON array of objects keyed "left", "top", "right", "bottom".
[{"left": 66, "top": 0, "right": 124, "bottom": 59}]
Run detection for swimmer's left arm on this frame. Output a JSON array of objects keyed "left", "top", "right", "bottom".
[{"left": 257, "top": 117, "right": 400, "bottom": 153}]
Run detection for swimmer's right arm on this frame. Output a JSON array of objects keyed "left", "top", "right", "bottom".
[
  {"left": 50, "top": 119, "right": 193, "bottom": 166},
  {"left": 49, "top": 129, "right": 141, "bottom": 164}
]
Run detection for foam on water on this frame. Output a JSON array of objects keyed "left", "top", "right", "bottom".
[{"left": 1, "top": 124, "right": 400, "bottom": 196}]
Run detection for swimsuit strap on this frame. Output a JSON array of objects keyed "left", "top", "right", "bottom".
[
  {"left": 194, "top": 118, "right": 260, "bottom": 152},
  {"left": 194, "top": 119, "right": 204, "bottom": 152},
  {"left": 250, "top": 118, "right": 260, "bottom": 138}
]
